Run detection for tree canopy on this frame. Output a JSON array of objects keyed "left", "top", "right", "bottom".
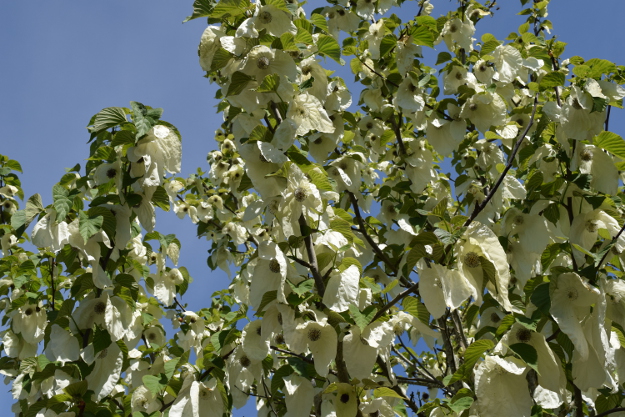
[{"left": 2, "top": 0, "right": 625, "bottom": 416}]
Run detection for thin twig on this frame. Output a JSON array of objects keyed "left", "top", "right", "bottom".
[
  {"left": 389, "top": 113, "right": 407, "bottom": 156},
  {"left": 464, "top": 94, "right": 539, "bottom": 227},
  {"left": 270, "top": 345, "right": 314, "bottom": 364},
  {"left": 347, "top": 192, "right": 397, "bottom": 275},
  {"left": 298, "top": 214, "right": 325, "bottom": 297},
  {"left": 371, "top": 281, "right": 419, "bottom": 322}
]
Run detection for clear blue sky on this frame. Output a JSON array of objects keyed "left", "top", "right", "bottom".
[{"left": 1, "top": 0, "right": 624, "bottom": 414}]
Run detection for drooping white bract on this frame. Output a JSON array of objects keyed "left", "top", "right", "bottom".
[
  {"left": 498, "top": 323, "right": 564, "bottom": 403},
  {"left": 83, "top": 342, "right": 124, "bottom": 401},
  {"left": 492, "top": 44, "right": 523, "bottom": 83},
  {"left": 128, "top": 125, "right": 181, "bottom": 189},
  {"left": 573, "top": 143, "right": 618, "bottom": 195},
  {"left": 236, "top": 4, "right": 297, "bottom": 38},
  {"left": 71, "top": 291, "right": 132, "bottom": 342},
  {"left": 12, "top": 302, "right": 46, "bottom": 344},
  {"left": 570, "top": 208, "right": 621, "bottom": 265},
  {"left": 437, "top": 18, "right": 475, "bottom": 52},
  {"left": 294, "top": 317, "right": 337, "bottom": 377},
  {"left": 242, "top": 320, "right": 270, "bottom": 362},
  {"left": 286, "top": 92, "right": 335, "bottom": 136},
  {"left": 31, "top": 209, "right": 69, "bottom": 253},
  {"left": 249, "top": 241, "right": 289, "bottom": 310},
  {"left": 460, "top": 91, "right": 507, "bottom": 133},
  {"left": 299, "top": 56, "right": 329, "bottom": 103},
  {"left": 240, "top": 45, "right": 298, "bottom": 82},
  {"left": 550, "top": 272, "right": 600, "bottom": 360},
  {"left": 456, "top": 222, "right": 516, "bottom": 312},
  {"left": 418, "top": 262, "right": 473, "bottom": 319},
  {"left": 152, "top": 267, "right": 185, "bottom": 307},
  {"left": 45, "top": 324, "right": 80, "bottom": 365},
  {"left": 363, "top": 20, "right": 385, "bottom": 60},
  {"left": 199, "top": 26, "right": 226, "bottom": 72},
  {"left": 475, "top": 355, "right": 532, "bottom": 417},
  {"left": 343, "top": 321, "right": 394, "bottom": 381},
  {"left": 283, "top": 374, "right": 314, "bottom": 417},
  {"left": 323, "top": 265, "right": 360, "bottom": 312}
]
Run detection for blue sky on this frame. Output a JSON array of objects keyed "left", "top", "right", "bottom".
[{"left": 1, "top": 0, "right": 624, "bottom": 413}]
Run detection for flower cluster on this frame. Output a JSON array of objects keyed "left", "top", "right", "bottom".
[{"left": 2, "top": 0, "right": 625, "bottom": 416}]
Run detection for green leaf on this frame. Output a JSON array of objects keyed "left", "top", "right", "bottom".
[
  {"left": 379, "top": 35, "right": 397, "bottom": 58},
  {"left": 227, "top": 71, "right": 254, "bottom": 96},
  {"left": 255, "top": 74, "right": 280, "bottom": 93},
  {"left": 87, "top": 207, "right": 117, "bottom": 240},
  {"left": 63, "top": 380, "right": 88, "bottom": 398},
  {"left": 316, "top": 35, "right": 342, "bottom": 64},
  {"left": 184, "top": 0, "right": 214, "bottom": 22},
  {"left": 310, "top": 13, "right": 328, "bottom": 33},
  {"left": 111, "top": 130, "right": 135, "bottom": 147},
  {"left": 508, "top": 343, "right": 539, "bottom": 373},
  {"left": 403, "top": 296, "right": 429, "bottom": 325},
  {"left": 447, "top": 339, "right": 494, "bottom": 385},
  {"left": 449, "top": 396, "right": 474, "bottom": 413},
  {"left": 78, "top": 210, "right": 103, "bottom": 243},
  {"left": 53, "top": 185, "right": 72, "bottom": 222},
  {"left": 11, "top": 193, "right": 43, "bottom": 237},
  {"left": 90, "top": 107, "right": 127, "bottom": 133},
  {"left": 411, "top": 25, "right": 434, "bottom": 47},
  {"left": 530, "top": 283, "right": 550, "bottom": 314},
  {"left": 339, "top": 257, "right": 362, "bottom": 275},
  {"left": 495, "top": 314, "right": 515, "bottom": 338},
  {"left": 257, "top": 290, "right": 277, "bottom": 313},
  {"left": 374, "top": 387, "right": 406, "bottom": 399},
  {"left": 211, "top": 0, "right": 249, "bottom": 19},
  {"left": 5, "top": 159, "right": 23, "bottom": 173},
  {"left": 405, "top": 244, "right": 427, "bottom": 272},
  {"left": 436, "top": 52, "right": 452, "bottom": 65},
  {"left": 594, "top": 131, "right": 625, "bottom": 159},
  {"left": 349, "top": 304, "right": 377, "bottom": 331},
  {"left": 130, "top": 101, "right": 161, "bottom": 139},
  {"left": 287, "top": 279, "right": 314, "bottom": 296},
  {"left": 93, "top": 327, "right": 112, "bottom": 354},
  {"left": 539, "top": 71, "right": 565, "bottom": 91},
  {"left": 151, "top": 186, "right": 171, "bottom": 212},
  {"left": 143, "top": 374, "right": 168, "bottom": 395}
]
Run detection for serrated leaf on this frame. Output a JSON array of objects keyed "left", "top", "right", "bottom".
[
  {"left": 374, "top": 387, "right": 406, "bottom": 399},
  {"left": 90, "top": 107, "right": 127, "bottom": 133},
  {"left": 130, "top": 101, "right": 159, "bottom": 139},
  {"left": 403, "top": 296, "right": 429, "bottom": 325},
  {"left": 411, "top": 25, "right": 434, "bottom": 47},
  {"left": 211, "top": 0, "right": 249, "bottom": 19},
  {"left": 257, "top": 290, "right": 277, "bottom": 313},
  {"left": 508, "top": 343, "right": 539, "bottom": 373},
  {"left": 143, "top": 374, "right": 168, "bottom": 395},
  {"left": 530, "top": 283, "right": 550, "bottom": 314},
  {"left": 594, "top": 131, "right": 625, "bottom": 159},
  {"left": 151, "top": 185, "right": 170, "bottom": 212},
  {"left": 316, "top": 35, "right": 342, "bottom": 64},
  {"left": 184, "top": 0, "right": 214, "bottom": 22},
  {"left": 495, "top": 314, "right": 515, "bottom": 338},
  {"left": 5, "top": 159, "right": 23, "bottom": 173},
  {"left": 349, "top": 304, "right": 377, "bottom": 331},
  {"left": 379, "top": 35, "right": 397, "bottom": 58},
  {"left": 227, "top": 71, "right": 254, "bottom": 96},
  {"left": 449, "top": 396, "right": 474, "bottom": 413},
  {"left": 539, "top": 71, "right": 565, "bottom": 91},
  {"left": 310, "top": 13, "right": 328, "bottom": 33},
  {"left": 78, "top": 210, "right": 103, "bottom": 243},
  {"left": 53, "top": 184, "right": 72, "bottom": 222},
  {"left": 256, "top": 73, "right": 280, "bottom": 93},
  {"left": 63, "top": 380, "right": 88, "bottom": 398}
]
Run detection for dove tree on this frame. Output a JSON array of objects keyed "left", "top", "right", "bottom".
[{"left": 2, "top": 0, "right": 625, "bottom": 416}]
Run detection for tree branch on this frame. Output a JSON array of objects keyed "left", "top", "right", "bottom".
[
  {"left": 298, "top": 214, "right": 325, "bottom": 297},
  {"left": 464, "top": 94, "right": 539, "bottom": 227},
  {"left": 348, "top": 192, "right": 397, "bottom": 275},
  {"left": 371, "top": 281, "right": 419, "bottom": 322}
]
